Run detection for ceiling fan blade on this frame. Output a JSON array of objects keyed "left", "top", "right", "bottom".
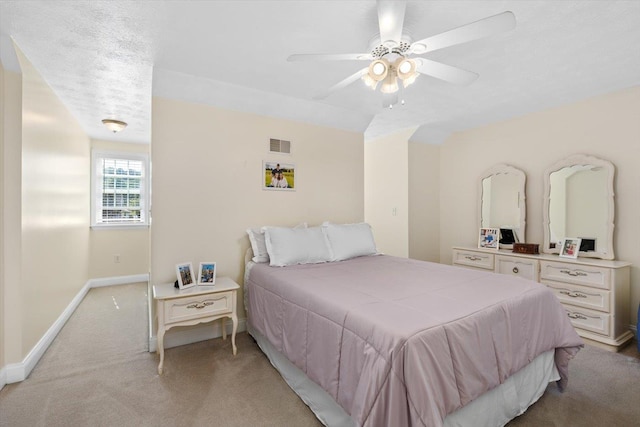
[
  {"left": 411, "top": 11, "right": 516, "bottom": 54},
  {"left": 288, "top": 53, "right": 373, "bottom": 62},
  {"left": 313, "top": 68, "right": 369, "bottom": 100},
  {"left": 415, "top": 58, "right": 479, "bottom": 85},
  {"left": 377, "top": 0, "right": 406, "bottom": 46}
]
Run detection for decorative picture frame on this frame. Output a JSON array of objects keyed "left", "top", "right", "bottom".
[
  {"left": 198, "top": 262, "right": 217, "bottom": 285},
  {"left": 175, "top": 262, "right": 196, "bottom": 289},
  {"left": 478, "top": 227, "right": 500, "bottom": 250},
  {"left": 499, "top": 228, "right": 517, "bottom": 245},
  {"left": 263, "top": 161, "right": 295, "bottom": 191},
  {"left": 559, "top": 237, "right": 582, "bottom": 259}
]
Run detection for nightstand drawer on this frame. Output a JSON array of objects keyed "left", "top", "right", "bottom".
[
  {"left": 495, "top": 255, "right": 539, "bottom": 281},
  {"left": 543, "top": 280, "right": 610, "bottom": 312},
  {"left": 452, "top": 249, "right": 494, "bottom": 270},
  {"left": 540, "top": 261, "right": 611, "bottom": 290},
  {"left": 164, "top": 291, "right": 233, "bottom": 324},
  {"left": 563, "top": 305, "right": 611, "bottom": 336}
]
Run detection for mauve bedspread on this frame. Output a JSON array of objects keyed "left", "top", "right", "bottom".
[{"left": 245, "top": 255, "right": 583, "bottom": 427}]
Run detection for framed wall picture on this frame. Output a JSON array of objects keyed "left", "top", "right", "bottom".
[
  {"left": 559, "top": 237, "right": 581, "bottom": 259},
  {"left": 175, "top": 262, "right": 196, "bottom": 289},
  {"left": 478, "top": 227, "right": 500, "bottom": 250},
  {"left": 198, "top": 262, "right": 217, "bottom": 285},
  {"left": 263, "top": 161, "right": 295, "bottom": 191}
]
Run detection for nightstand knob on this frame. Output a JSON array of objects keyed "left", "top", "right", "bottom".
[{"left": 512, "top": 267, "right": 519, "bottom": 274}]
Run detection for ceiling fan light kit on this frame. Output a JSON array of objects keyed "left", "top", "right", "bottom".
[
  {"left": 370, "top": 60, "right": 388, "bottom": 79},
  {"left": 380, "top": 72, "right": 399, "bottom": 94},
  {"left": 288, "top": 1, "right": 516, "bottom": 107},
  {"left": 397, "top": 57, "right": 415, "bottom": 77}
]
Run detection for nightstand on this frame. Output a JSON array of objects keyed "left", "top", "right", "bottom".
[{"left": 153, "top": 276, "right": 239, "bottom": 374}]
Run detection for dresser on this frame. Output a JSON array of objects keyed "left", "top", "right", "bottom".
[{"left": 452, "top": 247, "right": 633, "bottom": 351}]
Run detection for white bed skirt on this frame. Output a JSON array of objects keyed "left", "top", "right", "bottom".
[{"left": 248, "top": 322, "right": 558, "bottom": 427}]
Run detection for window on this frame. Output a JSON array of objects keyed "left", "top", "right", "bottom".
[{"left": 91, "top": 150, "right": 149, "bottom": 227}]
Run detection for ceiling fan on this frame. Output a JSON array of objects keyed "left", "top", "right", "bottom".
[{"left": 288, "top": 0, "right": 516, "bottom": 108}]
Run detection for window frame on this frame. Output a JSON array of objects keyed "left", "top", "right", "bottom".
[{"left": 91, "top": 149, "right": 150, "bottom": 229}]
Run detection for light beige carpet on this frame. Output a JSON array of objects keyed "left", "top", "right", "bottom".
[{"left": 1, "top": 282, "right": 639, "bottom": 427}]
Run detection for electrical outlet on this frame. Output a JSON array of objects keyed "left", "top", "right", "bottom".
[{"left": 114, "top": 254, "right": 120, "bottom": 263}]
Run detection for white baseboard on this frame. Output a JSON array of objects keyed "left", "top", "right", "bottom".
[
  {"left": 0, "top": 273, "right": 149, "bottom": 389},
  {"left": 148, "top": 318, "right": 247, "bottom": 353},
  {"left": 89, "top": 273, "right": 149, "bottom": 288},
  {"left": 0, "top": 365, "right": 6, "bottom": 390}
]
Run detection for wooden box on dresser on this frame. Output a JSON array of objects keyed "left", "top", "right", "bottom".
[{"left": 452, "top": 247, "right": 634, "bottom": 351}]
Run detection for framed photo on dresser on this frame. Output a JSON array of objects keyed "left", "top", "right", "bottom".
[
  {"left": 478, "top": 228, "right": 500, "bottom": 250},
  {"left": 559, "top": 238, "right": 581, "bottom": 259}
]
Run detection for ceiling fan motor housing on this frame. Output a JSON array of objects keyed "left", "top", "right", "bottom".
[{"left": 369, "top": 38, "right": 412, "bottom": 59}]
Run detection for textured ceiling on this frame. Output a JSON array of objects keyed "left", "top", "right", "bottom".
[{"left": 1, "top": 1, "right": 639, "bottom": 145}]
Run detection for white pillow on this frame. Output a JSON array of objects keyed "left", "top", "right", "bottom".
[
  {"left": 246, "top": 223, "right": 307, "bottom": 263},
  {"left": 322, "top": 222, "right": 377, "bottom": 261},
  {"left": 263, "top": 226, "right": 332, "bottom": 267},
  {"left": 246, "top": 228, "right": 270, "bottom": 263}
]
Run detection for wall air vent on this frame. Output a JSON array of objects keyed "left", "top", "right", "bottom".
[{"left": 270, "top": 138, "right": 291, "bottom": 154}]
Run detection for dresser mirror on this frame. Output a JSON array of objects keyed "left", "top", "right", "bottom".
[
  {"left": 479, "top": 164, "right": 526, "bottom": 244},
  {"left": 542, "top": 154, "right": 615, "bottom": 260}
]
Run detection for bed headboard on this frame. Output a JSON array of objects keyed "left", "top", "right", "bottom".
[{"left": 244, "top": 247, "right": 254, "bottom": 266}]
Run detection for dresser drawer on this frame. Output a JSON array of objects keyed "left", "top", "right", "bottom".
[
  {"left": 543, "top": 280, "right": 610, "bottom": 312},
  {"left": 563, "top": 305, "right": 611, "bottom": 336},
  {"left": 495, "top": 255, "right": 539, "bottom": 281},
  {"left": 540, "top": 261, "right": 611, "bottom": 290},
  {"left": 163, "top": 291, "right": 233, "bottom": 324},
  {"left": 452, "top": 250, "right": 494, "bottom": 270}
]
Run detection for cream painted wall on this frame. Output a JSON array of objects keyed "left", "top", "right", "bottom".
[
  {"left": 89, "top": 227, "right": 149, "bottom": 279},
  {"left": 1, "top": 59, "right": 5, "bottom": 371},
  {"left": 440, "top": 86, "right": 640, "bottom": 327},
  {"left": 89, "top": 139, "right": 150, "bottom": 279},
  {"left": 364, "top": 128, "right": 411, "bottom": 257},
  {"left": 17, "top": 48, "right": 90, "bottom": 356},
  {"left": 151, "top": 97, "right": 364, "bottom": 322},
  {"left": 408, "top": 142, "right": 440, "bottom": 262},
  {"left": 0, "top": 58, "right": 4, "bottom": 372},
  {"left": 1, "top": 62, "right": 23, "bottom": 366}
]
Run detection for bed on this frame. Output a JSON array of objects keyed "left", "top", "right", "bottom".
[{"left": 243, "top": 225, "right": 583, "bottom": 427}]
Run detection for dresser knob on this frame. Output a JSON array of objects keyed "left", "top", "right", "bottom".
[{"left": 512, "top": 267, "right": 519, "bottom": 274}]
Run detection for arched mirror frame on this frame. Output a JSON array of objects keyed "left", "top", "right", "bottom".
[
  {"left": 542, "top": 154, "right": 615, "bottom": 260},
  {"left": 478, "top": 164, "right": 527, "bottom": 244}
]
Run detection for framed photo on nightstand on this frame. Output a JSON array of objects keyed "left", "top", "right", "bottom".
[
  {"left": 198, "top": 262, "right": 217, "bottom": 285},
  {"left": 176, "top": 262, "right": 196, "bottom": 289}
]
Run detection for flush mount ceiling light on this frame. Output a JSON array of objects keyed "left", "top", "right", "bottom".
[{"left": 101, "top": 119, "right": 127, "bottom": 133}]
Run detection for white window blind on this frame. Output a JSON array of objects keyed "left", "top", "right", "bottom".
[{"left": 92, "top": 150, "right": 149, "bottom": 227}]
